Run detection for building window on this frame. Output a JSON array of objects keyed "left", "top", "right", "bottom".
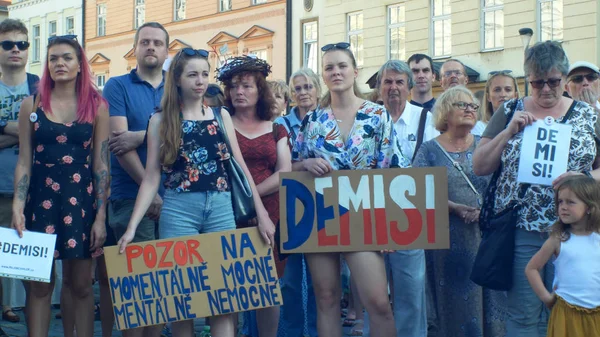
[
  {"left": 388, "top": 4, "right": 405, "bottom": 61},
  {"left": 252, "top": 0, "right": 266, "bottom": 4},
  {"left": 347, "top": 12, "right": 363, "bottom": 67},
  {"left": 134, "top": 0, "right": 145, "bottom": 29},
  {"left": 302, "top": 21, "right": 318, "bottom": 73},
  {"left": 220, "top": 0, "right": 231, "bottom": 12},
  {"left": 32, "top": 25, "right": 40, "bottom": 62},
  {"left": 250, "top": 49, "right": 268, "bottom": 62},
  {"left": 481, "top": 0, "right": 504, "bottom": 50},
  {"left": 174, "top": 0, "right": 186, "bottom": 21},
  {"left": 431, "top": 0, "right": 451, "bottom": 57},
  {"left": 66, "top": 16, "right": 75, "bottom": 35},
  {"left": 96, "top": 74, "right": 106, "bottom": 88},
  {"left": 48, "top": 21, "right": 57, "bottom": 38},
  {"left": 97, "top": 4, "right": 106, "bottom": 37},
  {"left": 538, "top": 0, "right": 563, "bottom": 41}
]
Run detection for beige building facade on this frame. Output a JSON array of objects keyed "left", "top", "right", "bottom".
[
  {"left": 291, "top": 0, "right": 600, "bottom": 94},
  {"left": 85, "top": 0, "right": 288, "bottom": 89}
]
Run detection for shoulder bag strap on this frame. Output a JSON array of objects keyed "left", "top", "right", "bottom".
[
  {"left": 434, "top": 139, "right": 481, "bottom": 199},
  {"left": 214, "top": 106, "right": 232, "bottom": 151},
  {"left": 412, "top": 108, "right": 428, "bottom": 162},
  {"left": 283, "top": 117, "right": 296, "bottom": 144}
]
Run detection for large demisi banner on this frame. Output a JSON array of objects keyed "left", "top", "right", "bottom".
[
  {"left": 104, "top": 228, "right": 282, "bottom": 330},
  {"left": 279, "top": 168, "right": 450, "bottom": 253}
]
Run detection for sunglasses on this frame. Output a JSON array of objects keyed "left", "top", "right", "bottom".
[
  {"left": 568, "top": 72, "right": 599, "bottom": 84},
  {"left": 181, "top": 48, "right": 209, "bottom": 58},
  {"left": 206, "top": 85, "right": 223, "bottom": 97},
  {"left": 48, "top": 34, "right": 78, "bottom": 44},
  {"left": 529, "top": 78, "right": 562, "bottom": 89},
  {"left": 321, "top": 42, "right": 351, "bottom": 52},
  {"left": 293, "top": 84, "right": 314, "bottom": 93},
  {"left": 453, "top": 101, "right": 480, "bottom": 111},
  {"left": 0, "top": 40, "right": 30, "bottom": 51}
]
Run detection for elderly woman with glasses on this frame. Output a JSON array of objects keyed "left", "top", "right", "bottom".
[
  {"left": 472, "top": 71, "right": 520, "bottom": 136},
  {"left": 412, "top": 86, "right": 507, "bottom": 337},
  {"left": 473, "top": 41, "right": 600, "bottom": 337}
]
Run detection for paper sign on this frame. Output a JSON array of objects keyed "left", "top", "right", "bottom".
[
  {"left": 219, "top": 43, "right": 229, "bottom": 55},
  {"left": 0, "top": 227, "right": 56, "bottom": 283},
  {"left": 518, "top": 120, "right": 572, "bottom": 186},
  {"left": 104, "top": 228, "right": 281, "bottom": 330},
  {"left": 279, "top": 168, "right": 450, "bottom": 253}
]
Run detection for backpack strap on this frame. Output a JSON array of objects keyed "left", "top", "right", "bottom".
[{"left": 412, "top": 107, "right": 429, "bottom": 162}]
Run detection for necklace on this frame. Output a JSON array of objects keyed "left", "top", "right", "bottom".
[{"left": 445, "top": 134, "right": 473, "bottom": 152}]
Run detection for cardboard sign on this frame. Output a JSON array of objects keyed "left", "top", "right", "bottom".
[
  {"left": 104, "top": 228, "right": 281, "bottom": 330},
  {"left": 518, "top": 120, "right": 572, "bottom": 186},
  {"left": 0, "top": 227, "right": 56, "bottom": 283},
  {"left": 279, "top": 168, "right": 450, "bottom": 253}
]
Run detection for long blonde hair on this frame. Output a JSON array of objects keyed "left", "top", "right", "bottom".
[
  {"left": 160, "top": 50, "right": 210, "bottom": 166},
  {"left": 320, "top": 48, "right": 363, "bottom": 107},
  {"left": 480, "top": 72, "right": 520, "bottom": 123}
]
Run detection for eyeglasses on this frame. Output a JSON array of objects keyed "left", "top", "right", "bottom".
[
  {"left": 293, "top": 84, "right": 314, "bottom": 93},
  {"left": 181, "top": 48, "right": 209, "bottom": 58},
  {"left": 321, "top": 42, "right": 351, "bottom": 52},
  {"left": 452, "top": 101, "right": 479, "bottom": 111},
  {"left": 443, "top": 69, "right": 464, "bottom": 78},
  {"left": 529, "top": 78, "right": 562, "bottom": 89},
  {"left": 0, "top": 40, "right": 30, "bottom": 51},
  {"left": 48, "top": 34, "right": 77, "bottom": 43},
  {"left": 568, "top": 73, "right": 599, "bottom": 84}
]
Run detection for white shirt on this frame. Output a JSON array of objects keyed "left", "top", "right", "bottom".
[
  {"left": 392, "top": 101, "right": 440, "bottom": 162},
  {"left": 471, "top": 121, "right": 487, "bottom": 136}
]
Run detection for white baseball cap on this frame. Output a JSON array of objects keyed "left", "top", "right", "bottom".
[{"left": 568, "top": 61, "right": 600, "bottom": 77}]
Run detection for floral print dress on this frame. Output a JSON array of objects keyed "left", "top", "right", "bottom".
[
  {"left": 25, "top": 108, "right": 96, "bottom": 260},
  {"left": 292, "top": 100, "right": 409, "bottom": 169}
]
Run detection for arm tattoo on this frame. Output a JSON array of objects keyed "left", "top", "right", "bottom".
[
  {"left": 100, "top": 140, "right": 108, "bottom": 166},
  {"left": 16, "top": 174, "right": 29, "bottom": 201},
  {"left": 93, "top": 170, "right": 108, "bottom": 209}
]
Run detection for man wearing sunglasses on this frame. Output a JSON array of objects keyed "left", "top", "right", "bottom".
[
  {"left": 0, "top": 19, "right": 39, "bottom": 335},
  {"left": 565, "top": 61, "right": 600, "bottom": 111}
]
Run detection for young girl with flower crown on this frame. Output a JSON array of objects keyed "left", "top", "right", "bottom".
[{"left": 525, "top": 175, "right": 600, "bottom": 336}]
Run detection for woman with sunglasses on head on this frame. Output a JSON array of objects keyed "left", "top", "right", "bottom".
[
  {"left": 11, "top": 34, "right": 108, "bottom": 337},
  {"left": 412, "top": 86, "right": 507, "bottom": 337},
  {"left": 216, "top": 55, "right": 289, "bottom": 337},
  {"left": 473, "top": 41, "right": 600, "bottom": 337},
  {"left": 116, "top": 48, "right": 276, "bottom": 337},
  {"left": 292, "top": 43, "right": 407, "bottom": 337},
  {"left": 472, "top": 71, "right": 520, "bottom": 136}
]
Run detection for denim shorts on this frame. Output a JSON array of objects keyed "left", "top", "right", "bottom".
[{"left": 159, "top": 189, "right": 236, "bottom": 239}]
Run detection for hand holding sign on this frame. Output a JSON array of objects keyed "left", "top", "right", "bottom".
[
  {"left": 11, "top": 210, "right": 26, "bottom": 238},
  {"left": 508, "top": 111, "right": 537, "bottom": 136}
]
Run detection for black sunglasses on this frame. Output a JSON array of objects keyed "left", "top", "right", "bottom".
[
  {"left": 569, "top": 72, "right": 599, "bottom": 84},
  {"left": 321, "top": 42, "right": 351, "bottom": 52},
  {"left": 48, "top": 34, "right": 77, "bottom": 43},
  {"left": 181, "top": 48, "right": 209, "bottom": 58},
  {"left": 529, "top": 78, "right": 562, "bottom": 89},
  {"left": 0, "top": 40, "right": 30, "bottom": 51}
]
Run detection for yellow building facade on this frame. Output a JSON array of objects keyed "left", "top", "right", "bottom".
[
  {"left": 291, "top": 0, "right": 600, "bottom": 94},
  {"left": 84, "top": 0, "right": 288, "bottom": 88}
]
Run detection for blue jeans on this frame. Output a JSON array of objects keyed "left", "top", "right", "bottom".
[
  {"left": 364, "top": 249, "right": 427, "bottom": 337},
  {"left": 507, "top": 228, "right": 554, "bottom": 337},
  {"left": 280, "top": 253, "right": 318, "bottom": 337},
  {"left": 159, "top": 190, "right": 236, "bottom": 239}
]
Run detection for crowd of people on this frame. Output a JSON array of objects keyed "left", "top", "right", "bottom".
[{"left": 0, "top": 17, "right": 598, "bottom": 337}]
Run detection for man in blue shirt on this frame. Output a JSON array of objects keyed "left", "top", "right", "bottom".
[{"left": 102, "top": 22, "right": 168, "bottom": 337}]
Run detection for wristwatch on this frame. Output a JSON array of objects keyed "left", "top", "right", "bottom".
[{"left": 0, "top": 119, "right": 7, "bottom": 135}]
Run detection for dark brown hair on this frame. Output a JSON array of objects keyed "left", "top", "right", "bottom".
[
  {"left": 0, "top": 19, "right": 28, "bottom": 36},
  {"left": 223, "top": 71, "right": 275, "bottom": 121}
]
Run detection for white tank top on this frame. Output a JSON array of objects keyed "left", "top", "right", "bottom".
[{"left": 553, "top": 232, "right": 600, "bottom": 309}]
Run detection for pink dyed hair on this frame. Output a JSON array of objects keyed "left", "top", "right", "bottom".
[{"left": 38, "top": 38, "right": 107, "bottom": 123}]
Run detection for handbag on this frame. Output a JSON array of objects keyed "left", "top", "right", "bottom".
[
  {"left": 213, "top": 107, "right": 257, "bottom": 223},
  {"left": 470, "top": 101, "right": 577, "bottom": 291}
]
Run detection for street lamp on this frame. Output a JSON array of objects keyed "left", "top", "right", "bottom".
[{"left": 519, "top": 28, "right": 534, "bottom": 96}]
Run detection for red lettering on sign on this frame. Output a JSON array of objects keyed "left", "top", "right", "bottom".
[
  {"left": 390, "top": 209, "right": 422, "bottom": 245},
  {"left": 143, "top": 245, "right": 157, "bottom": 269},
  {"left": 173, "top": 241, "right": 187, "bottom": 266},
  {"left": 374, "top": 209, "right": 388, "bottom": 245},
  {"left": 187, "top": 240, "right": 203, "bottom": 264},
  {"left": 125, "top": 245, "right": 142, "bottom": 273},
  {"left": 363, "top": 209, "right": 374, "bottom": 245},
  {"left": 318, "top": 228, "right": 337, "bottom": 246},
  {"left": 427, "top": 209, "right": 436, "bottom": 243},
  {"left": 339, "top": 212, "right": 350, "bottom": 246},
  {"left": 156, "top": 241, "right": 174, "bottom": 269}
]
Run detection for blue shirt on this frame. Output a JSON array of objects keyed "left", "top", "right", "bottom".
[
  {"left": 274, "top": 106, "right": 303, "bottom": 148},
  {"left": 103, "top": 69, "right": 165, "bottom": 200}
]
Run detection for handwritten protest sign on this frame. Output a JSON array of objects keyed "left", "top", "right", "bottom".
[
  {"left": 0, "top": 227, "right": 56, "bottom": 283},
  {"left": 104, "top": 228, "right": 281, "bottom": 330},
  {"left": 279, "top": 168, "right": 450, "bottom": 253},
  {"left": 518, "top": 120, "right": 572, "bottom": 186}
]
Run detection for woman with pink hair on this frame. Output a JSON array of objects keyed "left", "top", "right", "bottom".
[{"left": 11, "top": 35, "right": 109, "bottom": 337}]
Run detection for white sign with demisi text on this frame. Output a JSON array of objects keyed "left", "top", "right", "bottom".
[{"left": 0, "top": 227, "right": 56, "bottom": 283}]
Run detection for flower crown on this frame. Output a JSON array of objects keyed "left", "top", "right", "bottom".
[{"left": 216, "top": 54, "right": 272, "bottom": 82}]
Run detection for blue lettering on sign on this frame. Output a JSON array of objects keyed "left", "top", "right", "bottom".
[
  {"left": 282, "top": 179, "right": 314, "bottom": 250},
  {"left": 221, "top": 232, "right": 257, "bottom": 260}
]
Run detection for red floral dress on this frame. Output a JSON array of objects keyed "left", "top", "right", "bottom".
[
  {"left": 25, "top": 108, "right": 97, "bottom": 260},
  {"left": 236, "top": 123, "right": 288, "bottom": 277}
]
